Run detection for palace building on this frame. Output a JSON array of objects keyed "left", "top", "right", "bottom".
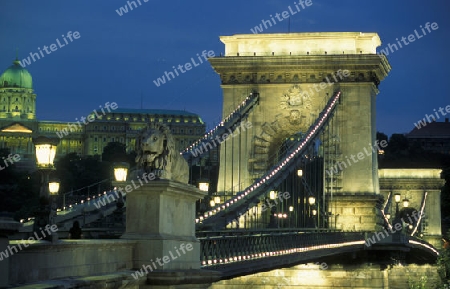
[{"left": 0, "top": 58, "right": 206, "bottom": 169}]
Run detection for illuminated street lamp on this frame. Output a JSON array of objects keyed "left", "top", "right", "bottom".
[
  {"left": 33, "top": 136, "right": 59, "bottom": 242},
  {"left": 308, "top": 196, "right": 316, "bottom": 206},
  {"left": 48, "top": 179, "right": 60, "bottom": 241},
  {"left": 33, "top": 136, "right": 59, "bottom": 198},
  {"left": 113, "top": 162, "right": 129, "bottom": 182},
  {"left": 289, "top": 206, "right": 294, "bottom": 212},
  {"left": 48, "top": 181, "right": 60, "bottom": 195},
  {"left": 269, "top": 191, "right": 277, "bottom": 200},
  {"left": 297, "top": 169, "right": 303, "bottom": 177},
  {"left": 34, "top": 137, "right": 58, "bottom": 168},
  {"left": 403, "top": 198, "right": 409, "bottom": 208},
  {"left": 198, "top": 181, "right": 209, "bottom": 192},
  {"left": 214, "top": 196, "right": 221, "bottom": 204}
]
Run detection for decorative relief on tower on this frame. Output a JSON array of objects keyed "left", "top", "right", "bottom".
[{"left": 280, "top": 85, "right": 312, "bottom": 126}]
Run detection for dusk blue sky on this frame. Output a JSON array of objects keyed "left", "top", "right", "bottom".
[{"left": 0, "top": 0, "right": 448, "bottom": 136}]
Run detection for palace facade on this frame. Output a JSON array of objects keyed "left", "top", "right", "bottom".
[{"left": 0, "top": 58, "right": 206, "bottom": 169}]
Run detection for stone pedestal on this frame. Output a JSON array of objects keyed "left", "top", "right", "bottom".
[
  {"left": 120, "top": 180, "right": 221, "bottom": 288},
  {"left": 121, "top": 180, "right": 206, "bottom": 270},
  {"left": 0, "top": 216, "right": 22, "bottom": 288}
]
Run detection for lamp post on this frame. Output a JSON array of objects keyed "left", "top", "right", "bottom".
[
  {"left": 112, "top": 163, "right": 129, "bottom": 226},
  {"left": 308, "top": 196, "right": 315, "bottom": 228},
  {"left": 312, "top": 208, "right": 317, "bottom": 228},
  {"left": 289, "top": 206, "right": 294, "bottom": 227},
  {"left": 394, "top": 193, "right": 401, "bottom": 218},
  {"left": 33, "top": 136, "right": 59, "bottom": 197},
  {"left": 48, "top": 179, "right": 60, "bottom": 241},
  {"left": 392, "top": 193, "right": 410, "bottom": 242},
  {"left": 308, "top": 196, "right": 315, "bottom": 216},
  {"left": 32, "top": 136, "right": 59, "bottom": 242}
]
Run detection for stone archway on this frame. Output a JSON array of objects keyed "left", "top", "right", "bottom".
[{"left": 249, "top": 85, "right": 318, "bottom": 175}]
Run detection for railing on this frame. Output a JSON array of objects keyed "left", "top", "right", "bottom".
[{"left": 199, "top": 230, "right": 365, "bottom": 268}]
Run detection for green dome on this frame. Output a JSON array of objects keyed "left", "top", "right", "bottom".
[{"left": 0, "top": 59, "right": 33, "bottom": 89}]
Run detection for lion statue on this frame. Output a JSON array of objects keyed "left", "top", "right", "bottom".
[{"left": 134, "top": 123, "right": 188, "bottom": 184}]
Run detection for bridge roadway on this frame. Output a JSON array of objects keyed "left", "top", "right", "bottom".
[{"left": 197, "top": 229, "right": 439, "bottom": 279}]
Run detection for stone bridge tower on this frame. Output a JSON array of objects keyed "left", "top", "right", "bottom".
[{"left": 209, "top": 33, "right": 391, "bottom": 231}]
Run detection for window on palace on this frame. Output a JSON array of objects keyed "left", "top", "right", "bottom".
[
  {"left": 189, "top": 129, "right": 192, "bottom": 134},
  {"left": 103, "top": 126, "right": 107, "bottom": 131},
  {"left": 94, "top": 137, "right": 98, "bottom": 142},
  {"left": 180, "top": 129, "right": 184, "bottom": 134},
  {"left": 103, "top": 138, "right": 106, "bottom": 142}
]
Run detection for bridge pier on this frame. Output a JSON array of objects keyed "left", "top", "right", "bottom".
[
  {"left": 120, "top": 179, "right": 220, "bottom": 288},
  {"left": 328, "top": 193, "right": 384, "bottom": 231}
]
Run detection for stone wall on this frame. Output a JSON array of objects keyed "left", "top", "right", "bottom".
[
  {"left": 209, "top": 263, "right": 442, "bottom": 289},
  {"left": 8, "top": 239, "right": 135, "bottom": 285}
]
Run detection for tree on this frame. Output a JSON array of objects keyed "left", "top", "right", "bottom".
[
  {"left": 102, "top": 142, "right": 128, "bottom": 163},
  {"left": 0, "top": 148, "right": 40, "bottom": 220}
]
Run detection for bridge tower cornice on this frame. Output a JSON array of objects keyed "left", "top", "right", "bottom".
[{"left": 209, "top": 54, "right": 391, "bottom": 86}]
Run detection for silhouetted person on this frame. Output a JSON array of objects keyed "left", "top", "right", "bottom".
[{"left": 69, "top": 221, "right": 82, "bottom": 239}]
